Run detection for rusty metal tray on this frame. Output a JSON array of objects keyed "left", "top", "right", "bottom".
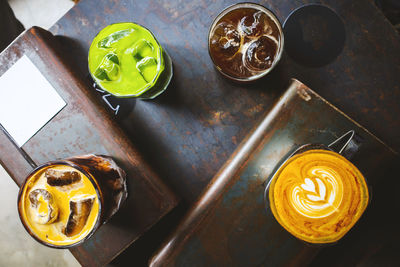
[
  {"left": 0, "top": 27, "right": 178, "bottom": 267},
  {"left": 150, "top": 79, "right": 397, "bottom": 266}
]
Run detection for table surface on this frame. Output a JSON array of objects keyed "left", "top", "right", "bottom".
[
  {"left": 149, "top": 79, "right": 398, "bottom": 267},
  {"left": 50, "top": 0, "right": 400, "bottom": 265},
  {"left": 0, "top": 27, "right": 178, "bottom": 267}
]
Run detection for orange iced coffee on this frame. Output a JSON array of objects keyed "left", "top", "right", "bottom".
[
  {"left": 18, "top": 164, "right": 100, "bottom": 247},
  {"left": 269, "top": 149, "right": 369, "bottom": 244}
]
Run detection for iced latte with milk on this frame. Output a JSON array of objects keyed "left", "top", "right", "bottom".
[{"left": 18, "top": 155, "right": 127, "bottom": 248}]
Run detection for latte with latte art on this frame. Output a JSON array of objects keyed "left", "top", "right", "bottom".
[{"left": 269, "top": 149, "right": 369, "bottom": 244}]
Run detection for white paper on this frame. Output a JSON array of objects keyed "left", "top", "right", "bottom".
[{"left": 0, "top": 55, "right": 66, "bottom": 147}]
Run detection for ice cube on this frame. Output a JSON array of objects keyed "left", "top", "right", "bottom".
[
  {"left": 63, "top": 197, "right": 95, "bottom": 237},
  {"left": 239, "top": 11, "right": 271, "bottom": 38},
  {"left": 130, "top": 39, "right": 155, "bottom": 64},
  {"left": 136, "top": 57, "right": 158, "bottom": 82},
  {"left": 45, "top": 169, "right": 81, "bottom": 187},
  {"left": 29, "top": 189, "right": 58, "bottom": 224},
  {"left": 210, "top": 22, "right": 240, "bottom": 58},
  {"left": 97, "top": 29, "right": 134, "bottom": 48},
  {"left": 244, "top": 36, "right": 277, "bottom": 71},
  {"left": 93, "top": 53, "right": 121, "bottom": 81}
]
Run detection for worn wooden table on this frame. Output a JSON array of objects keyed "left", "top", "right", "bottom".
[
  {"left": 149, "top": 79, "right": 399, "bottom": 266},
  {"left": 49, "top": 0, "right": 400, "bottom": 265},
  {"left": 0, "top": 27, "right": 178, "bottom": 267}
]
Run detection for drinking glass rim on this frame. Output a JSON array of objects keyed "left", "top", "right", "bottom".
[
  {"left": 88, "top": 22, "right": 165, "bottom": 98},
  {"left": 17, "top": 160, "right": 104, "bottom": 249},
  {"left": 207, "top": 2, "right": 285, "bottom": 82}
]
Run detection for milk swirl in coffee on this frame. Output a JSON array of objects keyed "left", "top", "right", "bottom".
[{"left": 291, "top": 167, "right": 343, "bottom": 219}]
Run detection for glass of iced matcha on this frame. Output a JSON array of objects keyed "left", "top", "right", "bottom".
[{"left": 89, "top": 22, "right": 173, "bottom": 99}]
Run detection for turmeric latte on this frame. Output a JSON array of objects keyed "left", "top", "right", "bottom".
[
  {"left": 19, "top": 165, "right": 100, "bottom": 247},
  {"left": 269, "top": 149, "right": 369, "bottom": 244}
]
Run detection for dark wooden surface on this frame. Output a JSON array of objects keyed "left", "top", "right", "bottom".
[
  {"left": 0, "top": 27, "right": 178, "bottom": 267},
  {"left": 48, "top": 0, "right": 400, "bottom": 265},
  {"left": 149, "top": 79, "right": 398, "bottom": 266}
]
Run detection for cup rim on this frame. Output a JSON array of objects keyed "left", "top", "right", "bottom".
[
  {"left": 264, "top": 144, "right": 370, "bottom": 245},
  {"left": 17, "top": 160, "right": 104, "bottom": 249},
  {"left": 207, "top": 2, "right": 285, "bottom": 82},
  {"left": 88, "top": 22, "right": 165, "bottom": 98}
]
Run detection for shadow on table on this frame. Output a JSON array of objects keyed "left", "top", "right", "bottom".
[
  {"left": 310, "top": 155, "right": 400, "bottom": 266},
  {"left": 54, "top": 35, "right": 89, "bottom": 75},
  {"left": 0, "top": 0, "right": 24, "bottom": 52},
  {"left": 55, "top": 35, "right": 138, "bottom": 119},
  {"left": 108, "top": 202, "right": 188, "bottom": 267}
]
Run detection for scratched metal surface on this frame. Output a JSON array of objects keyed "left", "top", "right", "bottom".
[
  {"left": 0, "top": 28, "right": 178, "bottom": 267},
  {"left": 150, "top": 79, "right": 398, "bottom": 266},
  {"left": 50, "top": 0, "right": 400, "bottom": 204},
  {"left": 47, "top": 0, "right": 400, "bottom": 265}
]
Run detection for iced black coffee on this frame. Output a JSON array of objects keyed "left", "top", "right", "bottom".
[{"left": 208, "top": 3, "right": 283, "bottom": 81}]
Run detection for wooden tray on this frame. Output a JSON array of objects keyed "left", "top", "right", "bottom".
[
  {"left": 150, "top": 79, "right": 397, "bottom": 266},
  {"left": 0, "top": 27, "right": 178, "bottom": 267}
]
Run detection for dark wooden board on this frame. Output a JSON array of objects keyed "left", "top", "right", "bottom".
[
  {"left": 0, "top": 27, "right": 178, "bottom": 267},
  {"left": 47, "top": 0, "right": 400, "bottom": 265},
  {"left": 149, "top": 79, "right": 398, "bottom": 266}
]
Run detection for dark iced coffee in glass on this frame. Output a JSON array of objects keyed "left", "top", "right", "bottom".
[{"left": 208, "top": 3, "right": 284, "bottom": 81}]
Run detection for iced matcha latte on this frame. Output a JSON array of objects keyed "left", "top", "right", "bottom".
[{"left": 89, "top": 23, "right": 172, "bottom": 99}]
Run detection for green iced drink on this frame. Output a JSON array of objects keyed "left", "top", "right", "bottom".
[{"left": 89, "top": 23, "right": 172, "bottom": 99}]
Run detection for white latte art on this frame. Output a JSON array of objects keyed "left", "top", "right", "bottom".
[{"left": 291, "top": 167, "right": 343, "bottom": 218}]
